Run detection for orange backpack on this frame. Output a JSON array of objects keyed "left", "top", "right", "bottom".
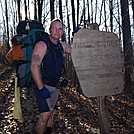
[{"left": 6, "top": 36, "right": 24, "bottom": 63}]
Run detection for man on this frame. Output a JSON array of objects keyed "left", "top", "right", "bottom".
[{"left": 30, "top": 19, "right": 71, "bottom": 134}]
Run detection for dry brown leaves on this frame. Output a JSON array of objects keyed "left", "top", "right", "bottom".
[{"left": 0, "top": 63, "right": 134, "bottom": 134}]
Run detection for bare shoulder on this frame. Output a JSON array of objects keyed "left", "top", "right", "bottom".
[
  {"left": 33, "top": 41, "right": 47, "bottom": 53},
  {"left": 34, "top": 41, "right": 47, "bottom": 49},
  {"left": 31, "top": 41, "right": 47, "bottom": 61},
  {"left": 60, "top": 41, "right": 72, "bottom": 54}
]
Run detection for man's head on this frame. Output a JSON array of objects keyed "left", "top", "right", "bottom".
[{"left": 49, "top": 19, "right": 64, "bottom": 41}]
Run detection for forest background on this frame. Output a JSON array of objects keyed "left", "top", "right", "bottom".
[
  {"left": 0, "top": 0, "right": 134, "bottom": 93},
  {"left": 0, "top": 0, "right": 133, "bottom": 133}
]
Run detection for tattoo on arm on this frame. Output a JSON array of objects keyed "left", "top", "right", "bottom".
[{"left": 32, "top": 54, "right": 41, "bottom": 62}]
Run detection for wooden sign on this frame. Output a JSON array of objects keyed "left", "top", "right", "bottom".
[{"left": 72, "top": 29, "right": 124, "bottom": 98}]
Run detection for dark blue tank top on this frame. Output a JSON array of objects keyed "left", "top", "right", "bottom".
[{"left": 41, "top": 37, "right": 64, "bottom": 87}]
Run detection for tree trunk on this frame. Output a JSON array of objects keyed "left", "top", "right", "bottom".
[
  {"left": 28, "top": 0, "right": 30, "bottom": 19},
  {"left": 120, "top": 0, "right": 133, "bottom": 91},
  {"left": 117, "top": 0, "right": 121, "bottom": 42},
  {"left": 38, "top": 0, "right": 41, "bottom": 21},
  {"left": 87, "top": 0, "right": 90, "bottom": 24},
  {"left": 5, "top": 0, "right": 10, "bottom": 51},
  {"left": 17, "top": 0, "right": 21, "bottom": 22},
  {"left": 71, "top": 0, "right": 76, "bottom": 30},
  {"left": 34, "top": 0, "right": 37, "bottom": 20},
  {"left": 59, "top": 0, "right": 63, "bottom": 21},
  {"left": 40, "top": 0, "right": 43, "bottom": 20},
  {"left": 104, "top": 0, "right": 108, "bottom": 31},
  {"left": 65, "top": 0, "right": 71, "bottom": 43},
  {"left": 95, "top": 0, "right": 98, "bottom": 23},
  {"left": 132, "top": 0, "right": 134, "bottom": 22},
  {"left": 38, "top": 0, "right": 43, "bottom": 22},
  {"left": 83, "top": 0, "right": 86, "bottom": 28},
  {"left": 91, "top": 0, "right": 93, "bottom": 23},
  {"left": 24, "top": 0, "right": 28, "bottom": 20},
  {"left": 50, "top": 0, "right": 55, "bottom": 20},
  {"left": 0, "top": 0, "right": 6, "bottom": 28},
  {"left": 109, "top": 0, "right": 113, "bottom": 32},
  {"left": 132, "top": 0, "right": 134, "bottom": 38},
  {"left": 77, "top": 0, "right": 79, "bottom": 27},
  {"left": 59, "top": 0, "right": 65, "bottom": 41}
]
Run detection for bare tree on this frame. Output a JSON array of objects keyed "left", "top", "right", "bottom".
[
  {"left": 59, "top": 0, "right": 66, "bottom": 41},
  {"left": 99, "top": 0, "right": 104, "bottom": 26},
  {"left": 94, "top": 0, "right": 98, "bottom": 22},
  {"left": 5, "top": 0, "right": 10, "bottom": 51},
  {"left": 77, "top": 0, "right": 79, "bottom": 27},
  {"left": 24, "top": 0, "right": 28, "bottom": 20},
  {"left": 0, "top": 0, "right": 6, "bottom": 28},
  {"left": 131, "top": 0, "right": 134, "bottom": 22},
  {"left": 34, "top": 0, "right": 37, "bottom": 20},
  {"left": 117, "top": 0, "right": 122, "bottom": 43},
  {"left": 109, "top": 0, "right": 113, "bottom": 32},
  {"left": 38, "top": 0, "right": 44, "bottom": 22},
  {"left": 71, "top": 0, "right": 76, "bottom": 30},
  {"left": 104, "top": 0, "right": 108, "bottom": 31},
  {"left": 27, "top": 0, "right": 30, "bottom": 19},
  {"left": 10, "top": 0, "right": 17, "bottom": 35},
  {"left": 91, "top": 0, "right": 93, "bottom": 23},
  {"left": 50, "top": 0, "right": 55, "bottom": 20},
  {"left": 120, "top": 0, "right": 133, "bottom": 90},
  {"left": 83, "top": 0, "right": 86, "bottom": 28},
  {"left": 17, "top": 0, "right": 21, "bottom": 22},
  {"left": 59, "top": 0, "right": 63, "bottom": 21},
  {"left": 65, "top": 0, "right": 71, "bottom": 43}
]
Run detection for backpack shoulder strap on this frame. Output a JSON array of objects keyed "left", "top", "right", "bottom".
[{"left": 41, "top": 34, "right": 53, "bottom": 57}]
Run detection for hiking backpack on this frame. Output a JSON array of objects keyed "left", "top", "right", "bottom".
[
  {"left": 15, "top": 20, "right": 49, "bottom": 88},
  {"left": 15, "top": 20, "right": 66, "bottom": 88}
]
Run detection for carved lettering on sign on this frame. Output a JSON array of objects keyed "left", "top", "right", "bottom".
[{"left": 72, "top": 29, "right": 124, "bottom": 98}]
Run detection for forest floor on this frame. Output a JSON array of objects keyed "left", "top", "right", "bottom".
[{"left": 0, "top": 62, "right": 134, "bottom": 134}]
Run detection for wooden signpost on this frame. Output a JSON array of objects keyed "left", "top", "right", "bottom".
[{"left": 72, "top": 28, "right": 124, "bottom": 134}]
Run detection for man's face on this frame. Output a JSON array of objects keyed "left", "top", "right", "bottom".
[{"left": 49, "top": 21, "right": 64, "bottom": 40}]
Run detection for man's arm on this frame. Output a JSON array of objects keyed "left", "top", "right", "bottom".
[
  {"left": 30, "top": 41, "right": 47, "bottom": 89},
  {"left": 61, "top": 42, "right": 72, "bottom": 54}
]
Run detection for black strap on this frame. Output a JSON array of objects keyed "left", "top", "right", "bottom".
[
  {"left": 43, "top": 77, "right": 59, "bottom": 84},
  {"left": 52, "top": 43, "right": 66, "bottom": 76}
]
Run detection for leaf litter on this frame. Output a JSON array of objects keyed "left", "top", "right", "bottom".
[{"left": 0, "top": 64, "right": 133, "bottom": 134}]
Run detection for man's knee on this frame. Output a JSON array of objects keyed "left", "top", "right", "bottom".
[
  {"left": 50, "top": 110, "right": 54, "bottom": 116},
  {"left": 40, "top": 111, "right": 51, "bottom": 122}
]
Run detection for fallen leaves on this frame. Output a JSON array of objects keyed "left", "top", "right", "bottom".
[{"left": 0, "top": 63, "right": 134, "bottom": 134}]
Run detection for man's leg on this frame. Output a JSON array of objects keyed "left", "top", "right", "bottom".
[
  {"left": 34, "top": 86, "right": 59, "bottom": 134},
  {"left": 47, "top": 110, "right": 54, "bottom": 126},
  {"left": 35, "top": 112, "right": 51, "bottom": 134},
  {"left": 33, "top": 87, "right": 51, "bottom": 133},
  {"left": 44, "top": 86, "right": 59, "bottom": 134},
  {"left": 44, "top": 110, "right": 54, "bottom": 134}
]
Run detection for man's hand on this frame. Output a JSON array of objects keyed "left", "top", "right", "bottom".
[{"left": 39, "top": 86, "right": 51, "bottom": 99}]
